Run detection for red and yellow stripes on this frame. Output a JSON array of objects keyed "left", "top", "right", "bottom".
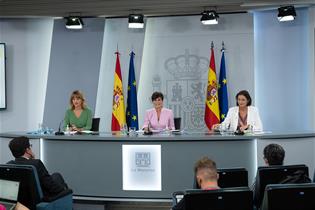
[
  {"left": 111, "top": 52, "right": 126, "bottom": 131},
  {"left": 205, "top": 47, "right": 220, "bottom": 130}
]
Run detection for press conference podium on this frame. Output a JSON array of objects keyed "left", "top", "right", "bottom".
[{"left": 172, "top": 187, "right": 253, "bottom": 210}]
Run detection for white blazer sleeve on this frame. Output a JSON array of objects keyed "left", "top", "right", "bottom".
[{"left": 249, "top": 106, "right": 263, "bottom": 132}]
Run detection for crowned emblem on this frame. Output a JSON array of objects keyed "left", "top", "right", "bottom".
[
  {"left": 163, "top": 49, "right": 209, "bottom": 131},
  {"left": 165, "top": 49, "right": 208, "bottom": 80},
  {"left": 113, "top": 86, "right": 123, "bottom": 110},
  {"left": 206, "top": 80, "right": 218, "bottom": 105}
]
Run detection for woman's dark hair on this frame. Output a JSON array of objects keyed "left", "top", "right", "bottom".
[
  {"left": 236, "top": 90, "right": 252, "bottom": 106},
  {"left": 151, "top": 92, "right": 164, "bottom": 101}
]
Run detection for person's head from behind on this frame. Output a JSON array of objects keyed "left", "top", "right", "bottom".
[
  {"left": 70, "top": 90, "right": 86, "bottom": 110},
  {"left": 9, "top": 136, "right": 34, "bottom": 159},
  {"left": 194, "top": 156, "right": 218, "bottom": 189},
  {"left": 263, "top": 143, "right": 285, "bottom": 166},
  {"left": 236, "top": 90, "right": 252, "bottom": 108},
  {"left": 151, "top": 92, "right": 164, "bottom": 110}
]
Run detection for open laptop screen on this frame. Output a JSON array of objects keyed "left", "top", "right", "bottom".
[{"left": 0, "top": 179, "right": 19, "bottom": 201}]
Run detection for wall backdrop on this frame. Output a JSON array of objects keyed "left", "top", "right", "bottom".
[{"left": 0, "top": 7, "right": 314, "bottom": 139}]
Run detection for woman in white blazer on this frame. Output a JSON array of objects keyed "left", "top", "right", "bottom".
[{"left": 213, "top": 90, "right": 263, "bottom": 132}]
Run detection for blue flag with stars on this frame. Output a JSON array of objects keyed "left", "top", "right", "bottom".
[
  {"left": 126, "top": 51, "right": 139, "bottom": 130},
  {"left": 218, "top": 50, "right": 229, "bottom": 122}
]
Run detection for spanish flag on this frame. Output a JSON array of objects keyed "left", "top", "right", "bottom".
[
  {"left": 205, "top": 43, "right": 220, "bottom": 130},
  {"left": 111, "top": 52, "right": 126, "bottom": 131}
]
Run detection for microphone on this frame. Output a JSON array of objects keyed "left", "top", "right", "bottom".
[
  {"left": 55, "top": 119, "right": 65, "bottom": 135},
  {"left": 144, "top": 121, "right": 153, "bottom": 135}
]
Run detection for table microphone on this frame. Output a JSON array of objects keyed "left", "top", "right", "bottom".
[{"left": 55, "top": 120, "right": 65, "bottom": 135}]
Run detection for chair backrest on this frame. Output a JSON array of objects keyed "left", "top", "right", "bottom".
[
  {"left": 175, "top": 187, "right": 253, "bottom": 210},
  {"left": 193, "top": 167, "right": 248, "bottom": 189},
  {"left": 0, "top": 164, "right": 43, "bottom": 210},
  {"left": 255, "top": 164, "right": 309, "bottom": 208},
  {"left": 261, "top": 183, "right": 315, "bottom": 210},
  {"left": 217, "top": 168, "right": 248, "bottom": 188},
  {"left": 174, "top": 117, "right": 181, "bottom": 130},
  {"left": 91, "top": 117, "right": 100, "bottom": 131}
]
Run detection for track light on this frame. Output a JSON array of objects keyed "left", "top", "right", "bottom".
[
  {"left": 128, "top": 14, "right": 144, "bottom": 28},
  {"left": 201, "top": 10, "right": 219, "bottom": 25},
  {"left": 65, "top": 17, "right": 84, "bottom": 29},
  {"left": 277, "top": 6, "right": 296, "bottom": 22}
]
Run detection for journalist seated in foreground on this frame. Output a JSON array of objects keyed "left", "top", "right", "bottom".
[
  {"left": 8, "top": 136, "right": 69, "bottom": 201},
  {"left": 142, "top": 92, "right": 175, "bottom": 132},
  {"left": 63, "top": 90, "right": 93, "bottom": 131},
  {"left": 213, "top": 90, "right": 263, "bottom": 132}
]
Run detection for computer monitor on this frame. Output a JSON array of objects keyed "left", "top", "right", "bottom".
[
  {"left": 193, "top": 167, "right": 248, "bottom": 189},
  {"left": 173, "top": 187, "right": 253, "bottom": 210},
  {"left": 261, "top": 183, "right": 315, "bottom": 210}
]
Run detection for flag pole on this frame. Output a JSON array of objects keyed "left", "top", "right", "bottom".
[{"left": 221, "top": 41, "right": 225, "bottom": 52}]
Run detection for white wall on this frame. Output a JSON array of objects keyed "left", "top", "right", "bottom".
[
  {"left": 96, "top": 14, "right": 254, "bottom": 131},
  {"left": 95, "top": 18, "right": 145, "bottom": 132},
  {"left": 138, "top": 13, "right": 254, "bottom": 131},
  {"left": 254, "top": 8, "right": 313, "bottom": 132},
  {"left": 0, "top": 18, "right": 53, "bottom": 163},
  {"left": 309, "top": 6, "right": 315, "bottom": 131}
]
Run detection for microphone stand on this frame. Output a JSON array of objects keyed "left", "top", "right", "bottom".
[{"left": 55, "top": 120, "right": 65, "bottom": 135}]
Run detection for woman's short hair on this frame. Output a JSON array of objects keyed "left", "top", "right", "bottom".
[
  {"left": 236, "top": 90, "right": 252, "bottom": 106},
  {"left": 151, "top": 92, "right": 164, "bottom": 101},
  {"left": 70, "top": 90, "right": 87, "bottom": 109}
]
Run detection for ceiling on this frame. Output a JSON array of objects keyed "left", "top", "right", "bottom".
[{"left": 0, "top": 0, "right": 314, "bottom": 18}]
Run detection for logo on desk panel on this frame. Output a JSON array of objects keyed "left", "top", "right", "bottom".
[{"left": 135, "top": 152, "right": 151, "bottom": 167}]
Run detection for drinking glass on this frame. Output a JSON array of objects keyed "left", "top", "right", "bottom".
[
  {"left": 120, "top": 124, "right": 128, "bottom": 135},
  {"left": 129, "top": 127, "right": 137, "bottom": 136}
]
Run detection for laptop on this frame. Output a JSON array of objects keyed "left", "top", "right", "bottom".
[{"left": 0, "top": 179, "right": 20, "bottom": 210}]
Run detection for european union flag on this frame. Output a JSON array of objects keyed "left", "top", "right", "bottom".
[
  {"left": 126, "top": 51, "right": 139, "bottom": 130},
  {"left": 218, "top": 50, "right": 229, "bottom": 122}
]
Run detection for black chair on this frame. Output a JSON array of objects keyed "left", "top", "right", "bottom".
[
  {"left": 254, "top": 164, "right": 309, "bottom": 208},
  {"left": 172, "top": 187, "right": 253, "bottom": 210},
  {"left": 174, "top": 117, "right": 181, "bottom": 130},
  {"left": 91, "top": 117, "right": 100, "bottom": 131},
  {"left": 261, "top": 183, "right": 315, "bottom": 210},
  {"left": 193, "top": 167, "right": 248, "bottom": 189},
  {"left": 0, "top": 164, "right": 72, "bottom": 210}
]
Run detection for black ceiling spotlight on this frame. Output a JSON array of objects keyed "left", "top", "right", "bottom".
[
  {"left": 128, "top": 14, "right": 144, "bottom": 29},
  {"left": 278, "top": 6, "right": 296, "bottom": 22},
  {"left": 201, "top": 10, "right": 219, "bottom": 25},
  {"left": 65, "top": 16, "right": 84, "bottom": 29}
]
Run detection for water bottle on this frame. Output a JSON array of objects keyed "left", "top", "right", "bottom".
[{"left": 65, "top": 124, "right": 70, "bottom": 134}]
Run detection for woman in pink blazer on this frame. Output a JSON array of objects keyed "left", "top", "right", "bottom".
[{"left": 143, "top": 92, "right": 175, "bottom": 131}]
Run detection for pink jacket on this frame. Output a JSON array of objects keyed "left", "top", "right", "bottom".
[{"left": 143, "top": 108, "right": 175, "bottom": 130}]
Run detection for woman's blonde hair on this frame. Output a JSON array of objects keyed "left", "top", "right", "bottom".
[{"left": 69, "top": 90, "right": 87, "bottom": 110}]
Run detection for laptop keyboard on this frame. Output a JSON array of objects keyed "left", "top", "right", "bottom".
[{"left": 0, "top": 201, "right": 16, "bottom": 210}]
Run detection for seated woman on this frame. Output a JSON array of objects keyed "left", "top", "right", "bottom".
[
  {"left": 213, "top": 90, "right": 263, "bottom": 132},
  {"left": 64, "top": 90, "right": 92, "bottom": 131},
  {"left": 143, "top": 92, "right": 175, "bottom": 131}
]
